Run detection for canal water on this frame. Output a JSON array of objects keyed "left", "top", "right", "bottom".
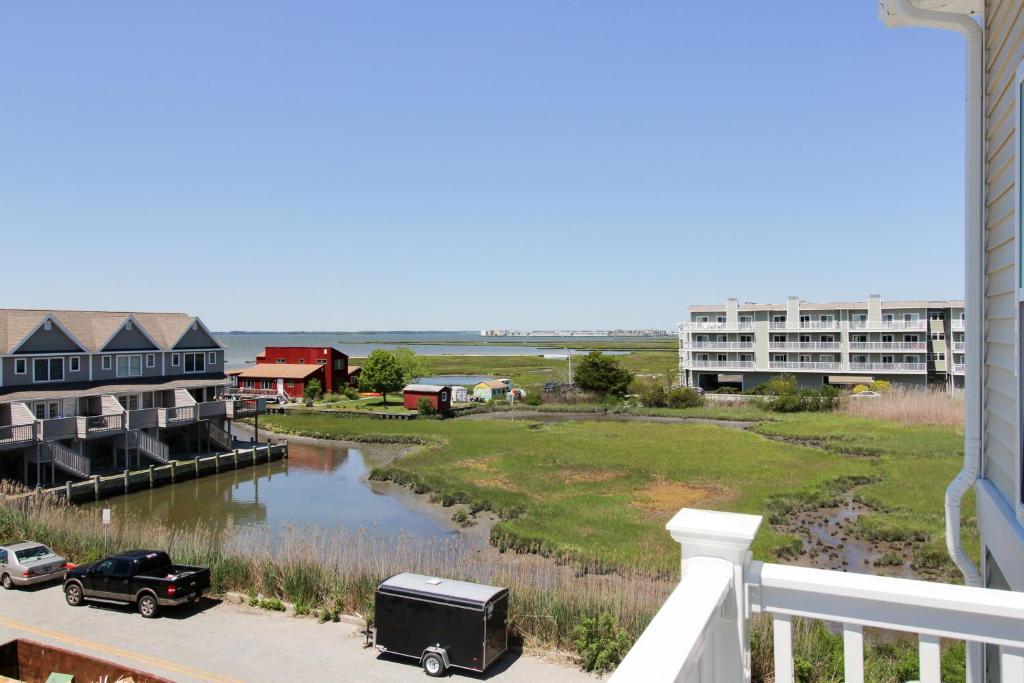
[{"left": 82, "top": 439, "right": 458, "bottom": 540}]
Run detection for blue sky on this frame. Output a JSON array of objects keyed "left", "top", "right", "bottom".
[{"left": 0, "top": 2, "right": 965, "bottom": 330}]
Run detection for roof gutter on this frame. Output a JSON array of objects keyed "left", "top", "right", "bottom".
[{"left": 881, "top": 1, "right": 984, "bottom": 679}]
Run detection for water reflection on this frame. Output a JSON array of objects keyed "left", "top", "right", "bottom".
[{"left": 83, "top": 440, "right": 456, "bottom": 540}]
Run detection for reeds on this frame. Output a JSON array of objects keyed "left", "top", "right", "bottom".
[
  {"left": 0, "top": 482, "right": 671, "bottom": 655},
  {"left": 842, "top": 386, "right": 964, "bottom": 428}
]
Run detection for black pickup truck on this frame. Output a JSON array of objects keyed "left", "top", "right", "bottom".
[{"left": 63, "top": 550, "right": 210, "bottom": 618}]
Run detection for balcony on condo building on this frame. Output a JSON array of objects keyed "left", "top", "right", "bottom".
[
  {"left": 687, "top": 360, "right": 756, "bottom": 370},
  {"left": 848, "top": 362, "right": 927, "bottom": 373},
  {"left": 683, "top": 341, "right": 756, "bottom": 351},
  {"left": 768, "top": 361, "right": 842, "bottom": 371},
  {"left": 848, "top": 341, "right": 927, "bottom": 351},
  {"left": 767, "top": 341, "right": 842, "bottom": 351}
]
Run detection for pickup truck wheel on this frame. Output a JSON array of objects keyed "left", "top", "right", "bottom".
[
  {"left": 422, "top": 653, "right": 445, "bottom": 677},
  {"left": 64, "top": 583, "right": 83, "bottom": 606},
  {"left": 1, "top": 574, "right": 13, "bottom": 590},
  {"left": 138, "top": 594, "right": 158, "bottom": 619}
]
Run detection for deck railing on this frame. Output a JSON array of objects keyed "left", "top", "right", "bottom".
[
  {"left": 848, "top": 342, "right": 927, "bottom": 351},
  {"left": 768, "top": 342, "right": 841, "bottom": 350},
  {"left": 952, "top": 341, "right": 966, "bottom": 352},
  {"left": 849, "top": 320, "right": 927, "bottom": 330},
  {"left": 611, "top": 508, "right": 1024, "bottom": 683},
  {"left": 768, "top": 361, "right": 841, "bottom": 371},
  {"left": 684, "top": 342, "right": 755, "bottom": 350},
  {"left": 227, "top": 398, "right": 259, "bottom": 419},
  {"left": 83, "top": 413, "right": 125, "bottom": 434},
  {"left": 687, "top": 361, "right": 756, "bottom": 370},
  {"left": 163, "top": 405, "right": 196, "bottom": 423},
  {"left": 0, "top": 423, "right": 36, "bottom": 448},
  {"left": 848, "top": 362, "right": 926, "bottom": 372}
]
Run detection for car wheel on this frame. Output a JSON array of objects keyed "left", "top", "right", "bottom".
[
  {"left": 64, "top": 583, "right": 83, "bottom": 606},
  {"left": 422, "top": 653, "right": 445, "bottom": 678},
  {"left": 1, "top": 574, "right": 13, "bottom": 590},
  {"left": 138, "top": 594, "right": 158, "bottom": 619}
]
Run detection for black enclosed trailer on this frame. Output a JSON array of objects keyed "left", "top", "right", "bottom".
[{"left": 374, "top": 573, "right": 509, "bottom": 677}]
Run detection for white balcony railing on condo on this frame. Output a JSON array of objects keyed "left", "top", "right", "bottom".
[
  {"left": 768, "top": 321, "right": 840, "bottom": 330},
  {"left": 953, "top": 363, "right": 965, "bottom": 374},
  {"left": 767, "top": 342, "right": 841, "bottom": 351},
  {"left": 768, "top": 361, "right": 841, "bottom": 371},
  {"left": 610, "top": 508, "right": 1024, "bottom": 683},
  {"left": 680, "top": 321, "right": 755, "bottom": 331},
  {"left": 952, "top": 341, "right": 965, "bottom": 352},
  {"left": 684, "top": 342, "right": 755, "bottom": 350},
  {"left": 952, "top": 319, "right": 965, "bottom": 331},
  {"left": 680, "top": 322, "right": 730, "bottom": 331},
  {"left": 848, "top": 362, "right": 926, "bottom": 372},
  {"left": 848, "top": 342, "right": 927, "bottom": 351},
  {"left": 849, "top": 320, "right": 927, "bottom": 330},
  {"left": 687, "top": 360, "right": 756, "bottom": 370}
]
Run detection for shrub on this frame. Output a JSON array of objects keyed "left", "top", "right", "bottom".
[
  {"left": 524, "top": 392, "right": 543, "bottom": 406},
  {"left": 343, "top": 386, "right": 361, "bottom": 400},
  {"left": 869, "top": 380, "right": 892, "bottom": 393},
  {"left": 852, "top": 384, "right": 869, "bottom": 394},
  {"left": 572, "top": 612, "right": 631, "bottom": 673},
  {"left": 640, "top": 384, "right": 667, "bottom": 408},
  {"left": 416, "top": 397, "right": 437, "bottom": 416},
  {"left": 665, "top": 387, "right": 703, "bottom": 409},
  {"left": 574, "top": 352, "right": 634, "bottom": 396},
  {"left": 303, "top": 378, "right": 323, "bottom": 402},
  {"left": 715, "top": 386, "right": 740, "bottom": 394},
  {"left": 258, "top": 597, "right": 286, "bottom": 612}
]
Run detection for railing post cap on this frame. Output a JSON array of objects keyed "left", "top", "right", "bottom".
[{"left": 667, "top": 508, "right": 762, "bottom": 551}]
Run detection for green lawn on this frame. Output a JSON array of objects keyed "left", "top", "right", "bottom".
[{"left": 260, "top": 411, "right": 958, "bottom": 572}]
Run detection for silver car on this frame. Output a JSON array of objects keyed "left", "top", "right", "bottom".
[{"left": 0, "top": 541, "right": 68, "bottom": 589}]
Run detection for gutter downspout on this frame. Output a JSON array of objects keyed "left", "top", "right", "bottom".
[{"left": 885, "top": 1, "right": 984, "bottom": 680}]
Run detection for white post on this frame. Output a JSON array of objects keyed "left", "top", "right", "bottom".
[{"left": 667, "top": 508, "right": 762, "bottom": 683}]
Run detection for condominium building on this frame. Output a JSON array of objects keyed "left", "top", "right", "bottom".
[
  {"left": 0, "top": 309, "right": 264, "bottom": 487},
  {"left": 678, "top": 295, "right": 965, "bottom": 390}
]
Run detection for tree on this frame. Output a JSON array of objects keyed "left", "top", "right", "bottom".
[
  {"left": 574, "top": 351, "right": 633, "bottom": 396},
  {"left": 358, "top": 350, "right": 405, "bottom": 404},
  {"left": 303, "top": 377, "right": 323, "bottom": 402},
  {"left": 393, "top": 347, "right": 427, "bottom": 383}
]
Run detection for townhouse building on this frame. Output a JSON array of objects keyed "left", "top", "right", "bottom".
[
  {"left": 0, "top": 309, "right": 262, "bottom": 486},
  {"left": 679, "top": 295, "right": 965, "bottom": 390}
]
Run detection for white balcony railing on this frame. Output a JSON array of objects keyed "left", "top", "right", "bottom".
[
  {"left": 0, "top": 423, "right": 36, "bottom": 449},
  {"left": 684, "top": 342, "right": 755, "bottom": 350},
  {"left": 767, "top": 342, "right": 841, "bottom": 350},
  {"left": 952, "top": 319, "right": 965, "bottom": 331},
  {"left": 681, "top": 322, "right": 730, "bottom": 331},
  {"left": 952, "top": 341, "right": 965, "bottom": 352},
  {"left": 769, "top": 322, "right": 789, "bottom": 330},
  {"left": 847, "top": 342, "right": 927, "bottom": 351},
  {"left": 848, "top": 362, "right": 926, "bottom": 372},
  {"left": 687, "top": 361, "right": 756, "bottom": 370},
  {"left": 768, "top": 361, "right": 841, "bottom": 371},
  {"left": 953, "top": 363, "right": 966, "bottom": 374},
  {"left": 798, "top": 321, "right": 839, "bottom": 329},
  {"left": 611, "top": 508, "right": 1024, "bottom": 683},
  {"left": 849, "top": 320, "right": 927, "bottom": 330}
]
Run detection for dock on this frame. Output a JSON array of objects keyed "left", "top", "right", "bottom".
[{"left": 21, "top": 442, "right": 288, "bottom": 504}]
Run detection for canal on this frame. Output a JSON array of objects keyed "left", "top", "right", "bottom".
[{"left": 82, "top": 438, "right": 459, "bottom": 540}]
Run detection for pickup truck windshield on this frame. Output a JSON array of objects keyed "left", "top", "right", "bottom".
[{"left": 15, "top": 546, "right": 54, "bottom": 562}]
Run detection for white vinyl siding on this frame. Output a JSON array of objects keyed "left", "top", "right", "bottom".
[{"left": 989, "top": 0, "right": 1024, "bottom": 509}]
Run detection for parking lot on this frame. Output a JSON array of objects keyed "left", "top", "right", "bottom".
[{"left": 0, "top": 583, "right": 593, "bottom": 682}]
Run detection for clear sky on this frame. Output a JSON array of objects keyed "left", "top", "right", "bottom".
[{"left": 0, "top": 2, "right": 966, "bottom": 331}]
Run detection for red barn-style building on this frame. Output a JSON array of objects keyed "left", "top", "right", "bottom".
[
  {"left": 255, "top": 346, "right": 351, "bottom": 392},
  {"left": 402, "top": 384, "right": 452, "bottom": 412}
]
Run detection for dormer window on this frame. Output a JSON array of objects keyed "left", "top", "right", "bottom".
[
  {"left": 126, "top": 320, "right": 133, "bottom": 331},
  {"left": 43, "top": 320, "right": 52, "bottom": 331}
]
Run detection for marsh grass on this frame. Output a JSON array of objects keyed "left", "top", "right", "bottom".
[
  {"left": 0, "top": 482, "right": 671, "bottom": 654},
  {"left": 842, "top": 386, "right": 964, "bottom": 428}
]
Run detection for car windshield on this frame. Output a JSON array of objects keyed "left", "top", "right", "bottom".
[{"left": 15, "top": 546, "right": 54, "bottom": 562}]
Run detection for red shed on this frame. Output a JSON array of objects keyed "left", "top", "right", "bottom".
[
  {"left": 255, "top": 346, "right": 352, "bottom": 391},
  {"left": 402, "top": 384, "right": 452, "bottom": 412}
]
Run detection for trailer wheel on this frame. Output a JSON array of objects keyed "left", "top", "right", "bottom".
[{"left": 422, "top": 652, "right": 445, "bottom": 677}]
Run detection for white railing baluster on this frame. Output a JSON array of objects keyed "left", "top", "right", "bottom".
[
  {"left": 1002, "top": 647, "right": 1024, "bottom": 682},
  {"left": 918, "top": 633, "right": 940, "bottom": 683},
  {"left": 843, "top": 623, "right": 864, "bottom": 683},
  {"left": 773, "top": 614, "right": 794, "bottom": 683}
]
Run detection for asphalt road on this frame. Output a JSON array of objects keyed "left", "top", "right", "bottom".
[{"left": 0, "top": 582, "right": 594, "bottom": 682}]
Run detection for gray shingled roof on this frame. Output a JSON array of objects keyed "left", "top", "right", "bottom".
[{"left": 0, "top": 309, "right": 207, "bottom": 354}]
